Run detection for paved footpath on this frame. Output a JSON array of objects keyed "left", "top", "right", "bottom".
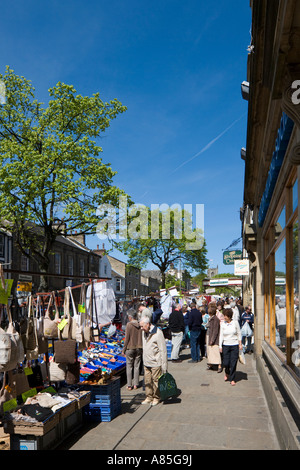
[{"left": 62, "top": 348, "right": 281, "bottom": 451}]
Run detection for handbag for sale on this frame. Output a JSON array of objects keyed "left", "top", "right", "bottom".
[
  {"left": 8, "top": 367, "right": 30, "bottom": 397},
  {"left": 61, "top": 288, "right": 73, "bottom": 340},
  {"left": 0, "top": 305, "right": 21, "bottom": 372},
  {"left": 35, "top": 296, "right": 49, "bottom": 354},
  {"left": 49, "top": 360, "right": 67, "bottom": 382},
  {"left": 68, "top": 286, "right": 83, "bottom": 343},
  {"left": 158, "top": 372, "right": 180, "bottom": 401},
  {"left": 43, "top": 293, "right": 60, "bottom": 339},
  {"left": 66, "top": 361, "right": 80, "bottom": 385},
  {"left": 23, "top": 296, "right": 39, "bottom": 361},
  {"left": 54, "top": 337, "right": 77, "bottom": 364}
]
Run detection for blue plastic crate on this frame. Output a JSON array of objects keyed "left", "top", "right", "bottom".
[
  {"left": 83, "top": 405, "right": 102, "bottom": 422},
  {"left": 91, "top": 393, "right": 120, "bottom": 404},
  {"left": 83, "top": 401, "right": 121, "bottom": 423}
]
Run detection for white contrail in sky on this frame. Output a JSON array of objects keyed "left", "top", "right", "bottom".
[{"left": 170, "top": 113, "right": 246, "bottom": 175}]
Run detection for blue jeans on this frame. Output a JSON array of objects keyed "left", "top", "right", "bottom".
[
  {"left": 190, "top": 330, "right": 201, "bottom": 361},
  {"left": 182, "top": 325, "right": 190, "bottom": 345}
]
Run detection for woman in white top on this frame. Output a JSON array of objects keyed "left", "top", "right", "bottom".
[{"left": 219, "top": 308, "right": 242, "bottom": 386}]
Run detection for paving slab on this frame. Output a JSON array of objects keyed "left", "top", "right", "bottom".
[{"left": 61, "top": 348, "right": 281, "bottom": 451}]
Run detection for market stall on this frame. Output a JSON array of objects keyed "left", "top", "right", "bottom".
[{"left": 0, "top": 270, "right": 125, "bottom": 449}]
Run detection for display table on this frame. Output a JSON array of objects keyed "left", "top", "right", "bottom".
[{"left": 3, "top": 390, "right": 91, "bottom": 450}]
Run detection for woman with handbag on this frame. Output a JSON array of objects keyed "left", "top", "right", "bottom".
[
  {"left": 219, "top": 308, "right": 242, "bottom": 386},
  {"left": 206, "top": 304, "right": 222, "bottom": 373}
]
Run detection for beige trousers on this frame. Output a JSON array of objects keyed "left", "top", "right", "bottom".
[{"left": 144, "top": 365, "right": 162, "bottom": 400}]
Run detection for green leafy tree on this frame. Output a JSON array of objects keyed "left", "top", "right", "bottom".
[
  {"left": 113, "top": 206, "right": 208, "bottom": 288},
  {"left": 0, "top": 67, "right": 128, "bottom": 290}
]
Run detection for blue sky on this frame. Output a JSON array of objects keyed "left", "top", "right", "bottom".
[{"left": 0, "top": 0, "right": 252, "bottom": 275}]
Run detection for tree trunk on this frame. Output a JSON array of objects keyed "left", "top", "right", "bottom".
[
  {"left": 38, "top": 264, "right": 50, "bottom": 292},
  {"left": 161, "top": 270, "right": 166, "bottom": 289}
]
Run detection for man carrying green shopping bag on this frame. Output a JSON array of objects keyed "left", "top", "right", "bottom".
[{"left": 139, "top": 316, "right": 168, "bottom": 406}]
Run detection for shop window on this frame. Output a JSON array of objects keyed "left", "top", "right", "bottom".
[
  {"left": 80, "top": 259, "right": 85, "bottom": 277},
  {"left": 275, "top": 238, "right": 286, "bottom": 356},
  {"left": 292, "top": 179, "right": 298, "bottom": 214},
  {"left": 275, "top": 206, "right": 285, "bottom": 241},
  {"left": 68, "top": 255, "right": 74, "bottom": 276},
  {"left": 21, "top": 251, "right": 30, "bottom": 272},
  {"left": 55, "top": 253, "right": 61, "bottom": 275},
  {"left": 292, "top": 220, "right": 300, "bottom": 374}
]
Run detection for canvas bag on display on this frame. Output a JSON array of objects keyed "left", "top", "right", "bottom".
[
  {"left": 8, "top": 368, "right": 30, "bottom": 397},
  {"left": 66, "top": 361, "right": 80, "bottom": 385},
  {"left": 77, "top": 284, "right": 91, "bottom": 350},
  {"left": 54, "top": 335, "right": 77, "bottom": 364},
  {"left": 0, "top": 305, "right": 20, "bottom": 372},
  {"left": 43, "top": 293, "right": 60, "bottom": 339},
  {"left": 49, "top": 360, "right": 67, "bottom": 382},
  {"left": 35, "top": 296, "right": 48, "bottom": 354},
  {"left": 61, "top": 287, "right": 73, "bottom": 340},
  {"left": 23, "top": 295, "right": 39, "bottom": 361},
  {"left": 54, "top": 307, "right": 77, "bottom": 365},
  {"left": 68, "top": 286, "right": 83, "bottom": 343},
  {"left": 7, "top": 305, "right": 24, "bottom": 365}
]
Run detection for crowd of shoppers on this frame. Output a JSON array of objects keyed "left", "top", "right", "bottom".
[{"left": 121, "top": 297, "right": 253, "bottom": 405}]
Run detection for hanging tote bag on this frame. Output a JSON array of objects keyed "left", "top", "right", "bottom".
[
  {"left": 43, "top": 293, "right": 60, "bottom": 339},
  {"left": 24, "top": 296, "right": 39, "bottom": 361},
  {"left": 53, "top": 336, "right": 77, "bottom": 364},
  {"left": 8, "top": 367, "right": 30, "bottom": 397},
  {"left": 6, "top": 304, "right": 24, "bottom": 365},
  {"left": 0, "top": 308, "right": 17, "bottom": 372},
  {"left": 80, "top": 283, "right": 92, "bottom": 346},
  {"left": 35, "top": 296, "right": 48, "bottom": 354},
  {"left": 66, "top": 361, "right": 80, "bottom": 385},
  {"left": 158, "top": 372, "right": 180, "bottom": 401},
  {"left": 54, "top": 310, "right": 77, "bottom": 365},
  {"left": 61, "top": 288, "right": 73, "bottom": 340},
  {"left": 68, "top": 286, "right": 83, "bottom": 343},
  {"left": 0, "top": 306, "right": 19, "bottom": 372},
  {"left": 49, "top": 360, "right": 67, "bottom": 382}
]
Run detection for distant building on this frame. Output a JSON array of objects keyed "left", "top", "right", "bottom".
[{"left": 207, "top": 267, "right": 218, "bottom": 279}]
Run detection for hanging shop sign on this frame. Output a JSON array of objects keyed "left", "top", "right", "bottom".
[
  {"left": 223, "top": 250, "right": 243, "bottom": 265},
  {"left": 234, "top": 259, "right": 249, "bottom": 276}
]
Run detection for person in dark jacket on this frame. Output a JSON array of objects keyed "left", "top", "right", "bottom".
[
  {"left": 182, "top": 305, "right": 190, "bottom": 348},
  {"left": 168, "top": 304, "right": 185, "bottom": 363},
  {"left": 122, "top": 308, "right": 143, "bottom": 390},
  {"left": 188, "top": 302, "right": 203, "bottom": 363}
]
